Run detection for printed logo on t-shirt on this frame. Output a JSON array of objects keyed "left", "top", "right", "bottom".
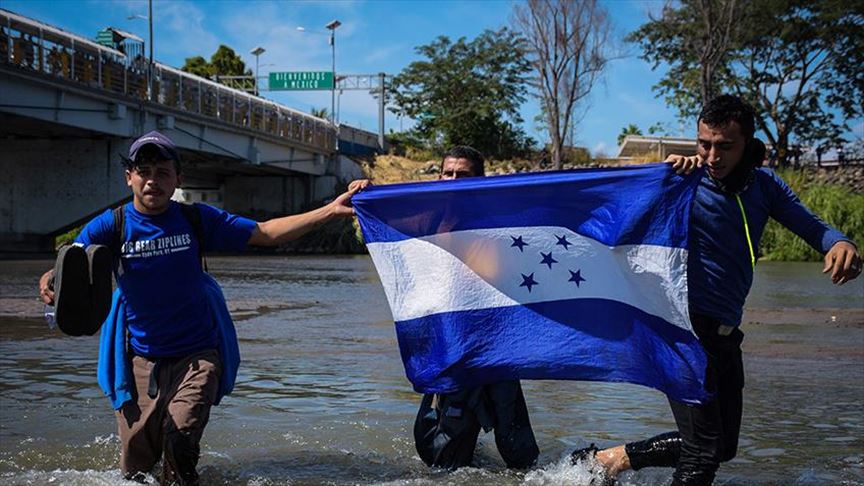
[{"left": 121, "top": 233, "right": 193, "bottom": 259}]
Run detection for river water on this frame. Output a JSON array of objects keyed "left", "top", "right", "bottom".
[{"left": 0, "top": 256, "right": 862, "bottom": 485}]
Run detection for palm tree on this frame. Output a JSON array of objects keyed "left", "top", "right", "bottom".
[
  {"left": 310, "top": 107, "right": 330, "bottom": 120},
  {"left": 618, "top": 124, "right": 643, "bottom": 146}
]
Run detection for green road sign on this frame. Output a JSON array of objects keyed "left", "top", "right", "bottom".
[{"left": 269, "top": 71, "right": 334, "bottom": 90}]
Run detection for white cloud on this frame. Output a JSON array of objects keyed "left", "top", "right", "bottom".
[
  {"left": 592, "top": 142, "right": 609, "bottom": 156},
  {"left": 361, "top": 44, "right": 408, "bottom": 65},
  {"left": 615, "top": 91, "right": 665, "bottom": 117},
  {"left": 153, "top": 2, "right": 220, "bottom": 62}
]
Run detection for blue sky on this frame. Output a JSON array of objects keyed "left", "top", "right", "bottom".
[{"left": 5, "top": 0, "right": 696, "bottom": 156}]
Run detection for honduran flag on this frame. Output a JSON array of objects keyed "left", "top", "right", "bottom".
[{"left": 353, "top": 163, "right": 709, "bottom": 404}]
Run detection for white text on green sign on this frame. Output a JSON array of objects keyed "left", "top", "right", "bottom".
[{"left": 270, "top": 71, "right": 334, "bottom": 90}]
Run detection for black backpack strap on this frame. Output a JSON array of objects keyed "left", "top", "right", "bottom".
[
  {"left": 112, "top": 206, "right": 126, "bottom": 278},
  {"left": 179, "top": 203, "right": 208, "bottom": 272}
]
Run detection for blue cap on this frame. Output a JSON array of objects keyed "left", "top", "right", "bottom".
[{"left": 128, "top": 131, "right": 181, "bottom": 164}]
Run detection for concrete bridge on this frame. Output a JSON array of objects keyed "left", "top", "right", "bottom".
[{"left": 0, "top": 9, "right": 369, "bottom": 253}]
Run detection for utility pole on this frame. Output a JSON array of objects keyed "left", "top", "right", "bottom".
[
  {"left": 378, "top": 72, "right": 385, "bottom": 151},
  {"left": 250, "top": 47, "right": 265, "bottom": 96},
  {"left": 148, "top": 0, "right": 153, "bottom": 65}
]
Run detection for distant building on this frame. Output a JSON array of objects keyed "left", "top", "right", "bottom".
[
  {"left": 616, "top": 135, "right": 697, "bottom": 162},
  {"left": 94, "top": 27, "right": 144, "bottom": 58}
]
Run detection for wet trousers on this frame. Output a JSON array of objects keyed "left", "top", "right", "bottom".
[
  {"left": 625, "top": 314, "right": 744, "bottom": 486},
  {"left": 116, "top": 349, "right": 221, "bottom": 486},
  {"left": 414, "top": 380, "right": 539, "bottom": 470}
]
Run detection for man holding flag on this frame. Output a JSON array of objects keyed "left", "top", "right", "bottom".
[
  {"left": 412, "top": 146, "right": 540, "bottom": 470},
  {"left": 352, "top": 95, "right": 858, "bottom": 484},
  {"left": 570, "top": 95, "right": 861, "bottom": 485},
  {"left": 354, "top": 140, "right": 713, "bottom": 467}
]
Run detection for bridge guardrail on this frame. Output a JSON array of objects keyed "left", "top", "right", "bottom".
[{"left": 1, "top": 9, "right": 335, "bottom": 155}]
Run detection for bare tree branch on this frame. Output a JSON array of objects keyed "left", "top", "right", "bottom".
[{"left": 513, "top": 0, "right": 613, "bottom": 169}]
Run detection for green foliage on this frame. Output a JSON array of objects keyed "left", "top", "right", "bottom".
[
  {"left": 310, "top": 107, "right": 329, "bottom": 119},
  {"left": 210, "top": 45, "right": 251, "bottom": 77},
  {"left": 181, "top": 55, "right": 213, "bottom": 78},
  {"left": 629, "top": 0, "right": 863, "bottom": 167},
  {"left": 54, "top": 225, "right": 83, "bottom": 249},
  {"left": 627, "top": 0, "right": 733, "bottom": 119},
  {"left": 385, "top": 130, "right": 434, "bottom": 159},
  {"left": 389, "top": 28, "right": 535, "bottom": 159},
  {"left": 618, "top": 124, "right": 643, "bottom": 146},
  {"left": 648, "top": 121, "right": 674, "bottom": 136},
  {"left": 181, "top": 45, "right": 251, "bottom": 80},
  {"left": 759, "top": 172, "right": 863, "bottom": 261}
]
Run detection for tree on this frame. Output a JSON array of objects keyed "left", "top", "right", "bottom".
[
  {"left": 512, "top": 0, "right": 614, "bottom": 169},
  {"left": 389, "top": 28, "right": 534, "bottom": 159},
  {"left": 648, "top": 121, "right": 675, "bottom": 136},
  {"left": 629, "top": 0, "right": 741, "bottom": 117},
  {"left": 181, "top": 45, "right": 251, "bottom": 81},
  {"left": 209, "top": 45, "right": 251, "bottom": 77},
  {"left": 181, "top": 55, "right": 213, "bottom": 78},
  {"left": 310, "top": 107, "right": 330, "bottom": 120},
  {"left": 618, "top": 124, "right": 643, "bottom": 146},
  {"left": 729, "top": 0, "right": 863, "bottom": 166},
  {"left": 629, "top": 0, "right": 863, "bottom": 167}
]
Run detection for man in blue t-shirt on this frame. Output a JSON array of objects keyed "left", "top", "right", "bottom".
[
  {"left": 37, "top": 130, "right": 368, "bottom": 484},
  {"left": 570, "top": 96, "right": 861, "bottom": 485}
]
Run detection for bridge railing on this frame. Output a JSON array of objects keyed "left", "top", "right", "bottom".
[{"left": 1, "top": 9, "right": 335, "bottom": 154}]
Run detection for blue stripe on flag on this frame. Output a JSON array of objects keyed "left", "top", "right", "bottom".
[
  {"left": 396, "top": 298, "right": 709, "bottom": 404},
  {"left": 354, "top": 164, "right": 701, "bottom": 248}
]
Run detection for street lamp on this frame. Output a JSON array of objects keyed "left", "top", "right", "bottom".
[
  {"left": 296, "top": 20, "right": 340, "bottom": 124},
  {"left": 250, "top": 46, "right": 265, "bottom": 96},
  {"left": 128, "top": 0, "right": 154, "bottom": 100},
  {"left": 325, "top": 20, "right": 341, "bottom": 125},
  {"left": 127, "top": 1, "right": 153, "bottom": 64}
]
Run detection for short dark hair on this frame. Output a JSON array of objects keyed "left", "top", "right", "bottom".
[
  {"left": 440, "top": 145, "right": 485, "bottom": 176},
  {"left": 698, "top": 95, "right": 756, "bottom": 139},
  {"left": 121, "top": 145, "right": 182, "bottom": 174}
]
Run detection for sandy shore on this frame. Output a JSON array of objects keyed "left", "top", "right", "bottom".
[{"left": 742, "top": 306, "right": 864, "bottom": 326}]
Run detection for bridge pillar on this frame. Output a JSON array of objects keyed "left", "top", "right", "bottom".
[
  {"left": 0, "top": 137, "right": 130, "bottom": 253},
  {"left": 222, "top": 175, "right": 314, "bottom": 221}
]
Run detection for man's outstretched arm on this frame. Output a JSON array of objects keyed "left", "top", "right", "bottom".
[{"left": 247, "top": 179, "right": 369, "bottom": 247}]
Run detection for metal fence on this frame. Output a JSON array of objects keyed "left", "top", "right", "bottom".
[{"left": 1, "top": 9, "right": 335, "bottom": 153}]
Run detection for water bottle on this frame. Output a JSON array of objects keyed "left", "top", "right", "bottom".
[{"left": 44, "top": 304, "right": 56, "bottom": 330}]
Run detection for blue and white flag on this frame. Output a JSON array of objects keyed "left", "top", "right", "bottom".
[{"left": 354, "top": 163, "right": 709, "bottom": 404}]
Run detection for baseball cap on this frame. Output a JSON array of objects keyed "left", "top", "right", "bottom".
[{"left": 128, "top": 131, "right": 182, "bottom": 165}]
